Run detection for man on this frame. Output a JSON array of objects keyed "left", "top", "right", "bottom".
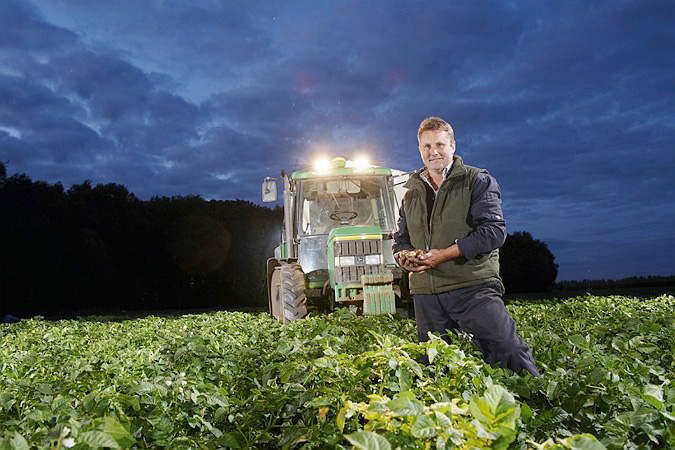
[{"left": 393, "top": 117, "right": 540, "bottom": 377}]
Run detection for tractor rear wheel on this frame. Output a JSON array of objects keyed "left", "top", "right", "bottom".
[{"left": 280, "top": 263, "right": 307, "bottom": 324}]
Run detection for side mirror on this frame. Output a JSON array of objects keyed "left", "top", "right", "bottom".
[{"left": 262, "top": 178, "right": 278, "bottom": 202}]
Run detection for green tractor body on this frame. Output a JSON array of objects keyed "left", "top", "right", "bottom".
[{"left": 262, "top": 157, "right": 411, "bottom": 323}]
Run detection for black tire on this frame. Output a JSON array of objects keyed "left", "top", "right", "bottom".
[
  {"left": 280, "top": 263, "right": 307, "bottom": 324},
  {"left": 270, "top": 268, "right": 284, "bottom": 321},
  {"left": 398, "top": 272, "right": 415, "bottom": 318}
]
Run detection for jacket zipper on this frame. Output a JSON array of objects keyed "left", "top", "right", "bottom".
[{"left": 426, "top": 185, "right": 441, "bottom": 293}]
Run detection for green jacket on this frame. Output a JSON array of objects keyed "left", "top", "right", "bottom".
[{"left": 402, "top": 156, "right": 503, "bottom": 294}]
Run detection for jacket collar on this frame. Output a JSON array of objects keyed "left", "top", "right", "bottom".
[{"left": 404, "top": 155, "right": 468, "bottom": 191}]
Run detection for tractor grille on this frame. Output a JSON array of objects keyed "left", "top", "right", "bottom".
[{"left": 334, "top": 239, "right": 384, "bottom": 285}]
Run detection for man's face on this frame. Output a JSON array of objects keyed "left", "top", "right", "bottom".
[{"left": 419, "top": 130, "right": 455, "bottom": 173}]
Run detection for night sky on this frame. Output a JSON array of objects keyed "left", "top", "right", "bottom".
[{"left": 1, "top": 1, "right": 674, "bottom": 281}]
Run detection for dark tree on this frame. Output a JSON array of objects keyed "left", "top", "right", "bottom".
[
  {"left": 0, "top": 161, "right": 6, "bottom": 179},
  {"left": 0, "top": 172, "right": 69, "bottom": 315},
  {"left": 0, "top": 170, "right": 284, "bottom": 317},
  {"left": 499, "top": 231, "right": 558, "bottom": 293}
]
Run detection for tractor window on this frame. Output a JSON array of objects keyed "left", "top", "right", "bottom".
[{"left": 298, "top": 176, "right": 393, "bottom": 236}]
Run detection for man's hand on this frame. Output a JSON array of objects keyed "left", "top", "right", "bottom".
[
  {"left": 402, "top": 256, "right": 430, "bottom": 273},
  {"left": 395, "top": 249, "right": 425, "bottom": 271},
  {"left": 396, "top": 245, "right": 463, "bottom": 274},
  {"left": 395, "top": 251, "right": 427, "bottom": 273}
]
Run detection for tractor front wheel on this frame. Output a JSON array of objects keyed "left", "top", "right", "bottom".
[
  {"left": 280, "top": 263, "right": 307, "bottom": 324},
  {"left": 270, "top": 268, "right": 284, "bottom": 321}
]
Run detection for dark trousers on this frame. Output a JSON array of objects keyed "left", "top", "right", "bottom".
[{"left": 414, "top": 282, "right": 541, "bottom": 377}]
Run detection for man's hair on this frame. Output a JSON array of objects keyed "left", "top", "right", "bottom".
[{"left": 417, "top": 117, "right": 455, "bottom": 145}]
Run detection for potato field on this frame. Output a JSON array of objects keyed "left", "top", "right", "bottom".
[{"left": 1, "top": 294, "right": 674, "bottom": 449}]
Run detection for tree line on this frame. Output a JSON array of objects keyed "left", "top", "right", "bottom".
[
  {"left": 0, "top": 162, "right": 558, "bottom": 318},
  {"left": 0, "top": 163, "right": 282, "bottom": 318}
]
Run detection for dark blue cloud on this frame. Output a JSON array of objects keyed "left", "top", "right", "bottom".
[
  {"left": 0, "top": 1, "right": 77, "bottom": 52},
  {"left": 0, "top": 0, "right": 673, "bottom": 280}
]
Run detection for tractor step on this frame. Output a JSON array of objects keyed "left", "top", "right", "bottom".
[{"left": 361, "top": 273, "right": 395, "bottom": 315}]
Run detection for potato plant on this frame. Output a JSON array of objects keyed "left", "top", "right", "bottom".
[{"left": 0, "top": 294, "right": 673, "bottom": 449}]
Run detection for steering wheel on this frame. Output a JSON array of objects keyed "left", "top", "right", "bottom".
[{"left": 330, "top": 210, "right": 358, "bottom": 224}]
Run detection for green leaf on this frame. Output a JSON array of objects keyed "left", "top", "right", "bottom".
[
  {"left": 278, "top": 426, "right": 306, "bottom": 447},
  {"left": 428, "top": 347, "right": 438, "bottom": 364},
  {"left": 469, "top": 385, "right": 518, "bottom": 424},
  {"left": 546, "top": 380, "right": 560, "bottom": 400},
  {"left": 407, "top": 359, "right": 425, "bottom": 378},
  {"left": 520, "top": 403, "right": 533, "bottom": 423},
  {"left": 10, "top": 432, "right": 29, "bottom": 450},
  {"left": 567, "top": 434, "right": 607, "bottom": 450},
  {"left": 576, "top": 357, "right": 595, "bottom": 369},
  {"left": 128, "top": 381, "right": 156, "bottom": 395},
  {"left": 174, "top": 346, "right": 188, "bottom": 360},
  {"left": 483, "top": 385, "right": 516, "bottom": 414},
  {"left": 82, "top": 391, "right": 98, "bottom": 412},
  {"left": 387, "top": 391, "right": 425, "bottom": 417},
  {"left": 636, "top": 343, "right": 658, "bottom": 354},
  {"left": 79, "top": 431, "right": 121, "bottom": 449},
  {"left": 337, "top": 406, "right": 347, "bottom": 432},
  {"left": 411, "top": 415, "right": 438, "bottom": 438},
  {"left": 117, "top": 394, "right": 140, "bottom": 411},
  {"left": 280, "top": 363, "right": 296, "bottom": 383},
  {"left": 0, "top": 393, "right": 14, "bottom": 410},
  {"left": 191, "top": 344, "right": 209, "bottom": 355},
  {"left": 548, "top": 407, "right": 570, "bottom": 423},
  {"left": 363, "top": 401, "right": 388, "bottom": 420},
  {"left": 472, "top": 419, "right": 498, "bottom": 440},
  {"left": 433, "top": 411, "right": 452, "bottom": 428},
  {"left": 207, "top": 393, "right": 229, "bottom": 407},
  {"left": 642, "top": 384, "right": 664, "bottom": 409},
  {"left": 218, "top": 432, "right": 244, "bottom": 449},
  {"left": 344, "top": 431, "right": 392, "bottom": 450},
  {"left": 589, "top": 367, "right": 606, "bottom": 384},
  {"left": 568, "top": 334, "right": 589, "bottom": 349},
  {"left": 469, "top": 396, "right": 491, "bottom": 423},
  {"left": 103, "top": 416, "right": 136, "bottom": 448},
  {"left": 397, "top": 366, "right": 412, "bottom": 392}
]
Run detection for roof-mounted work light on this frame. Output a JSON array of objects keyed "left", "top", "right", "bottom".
[
  {"left": 314, "top": 157, "right": 332, "bottom": 172},
  {"left": 353, "top": 156, "right": 370, "bottom": 170}
]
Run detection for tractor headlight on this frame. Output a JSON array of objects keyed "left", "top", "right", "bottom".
[
  {"left": 314, "top": 158, "right": 332, "bottom": 172},
  {"left": 335, "top": 256, "right": 356, "bottom": 266},
  {"left": 365, "top": 254, "right": 382, "bottom": 265},
  {"left": 353, "top": 156, "right": 370, "bottom": 170}
]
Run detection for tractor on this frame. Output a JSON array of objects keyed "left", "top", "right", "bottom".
[{"left": 262, "top": 156, "right": 412, "bottom": 324}]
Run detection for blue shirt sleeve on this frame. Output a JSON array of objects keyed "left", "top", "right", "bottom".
[
  {"left": 455, "top": 173, "right": 507, "bottom": 260},
  {"left": 392, "top": 199, "right": 415, "bottom": 257}
]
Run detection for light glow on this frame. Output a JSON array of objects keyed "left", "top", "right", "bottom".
[
  {"left": 353, "top": 156, "right": 370, "bottom": 170},
  {"left": 314, "top": 157, "right": 332, "bottom": 172}
]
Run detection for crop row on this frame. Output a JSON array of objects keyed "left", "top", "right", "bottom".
[{"left": 0, "top": 294, "right": 673, "bottom": 448}]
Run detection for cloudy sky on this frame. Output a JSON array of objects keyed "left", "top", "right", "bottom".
[{"left": 1, "top": 0, "right": 674, "bottom": 281}]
